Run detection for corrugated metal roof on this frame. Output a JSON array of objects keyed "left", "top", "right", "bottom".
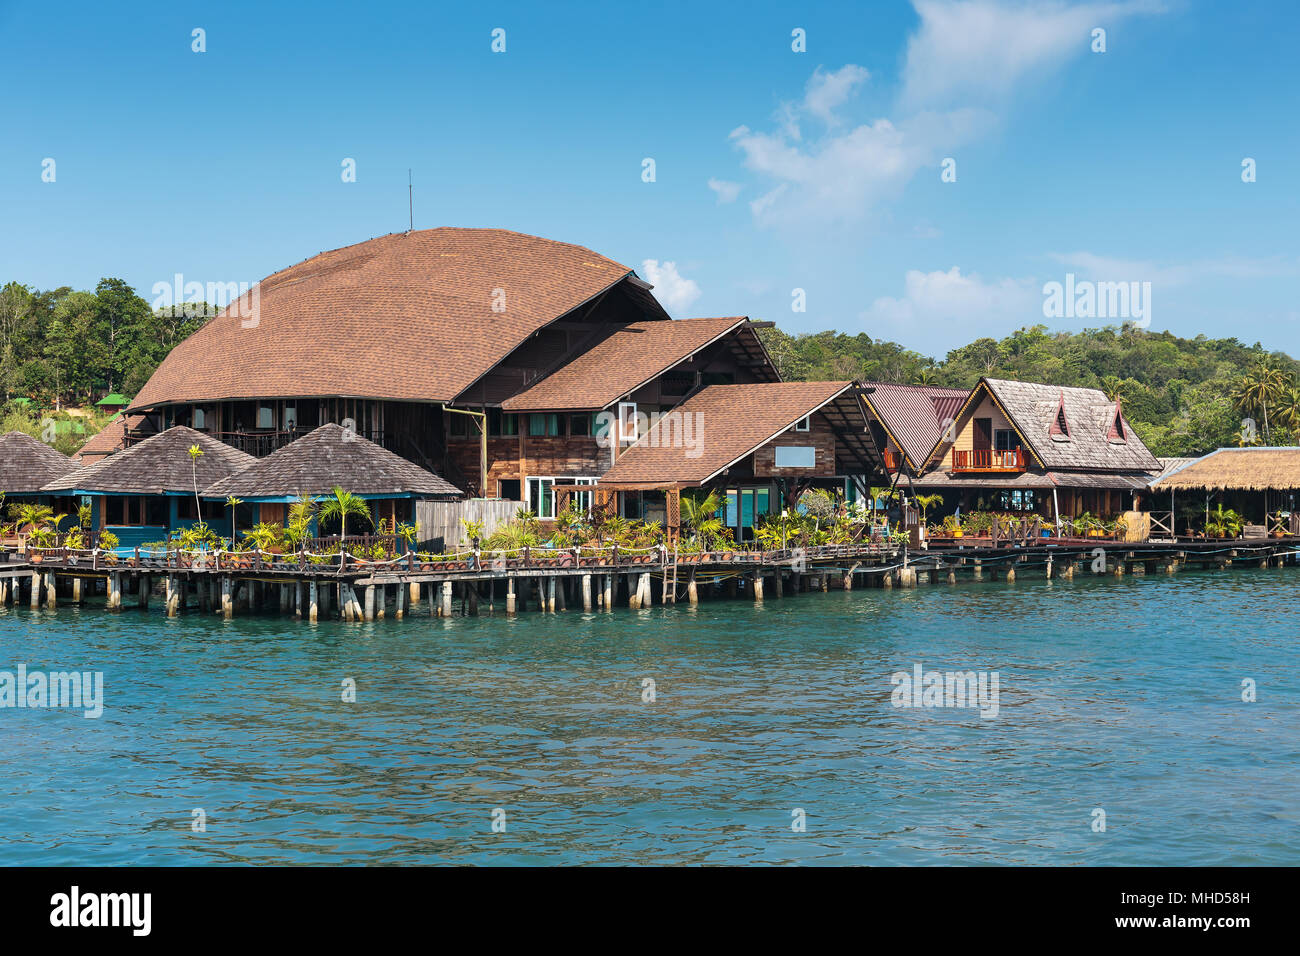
[{"left": 863, "top": 382, "right": 969, "bottom": 471}]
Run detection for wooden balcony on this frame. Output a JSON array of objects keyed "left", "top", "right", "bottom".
[{"left": 951, "top": 448, "right": 1027, "bottom": 473}]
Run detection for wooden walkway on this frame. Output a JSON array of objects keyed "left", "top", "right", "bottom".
[{"left": 2, "top": 536, "right": 1296, "bottom": 623}]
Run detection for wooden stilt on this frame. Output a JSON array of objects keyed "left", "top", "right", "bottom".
[
  {"left": 221, "top": 577, "right": 233, "bottom": 619},
  {"left": 308, "top": 580, "right": 319, "bottom": 623},
  {"left": 441, "top": 580, "right": 453, "bottom": 618}
]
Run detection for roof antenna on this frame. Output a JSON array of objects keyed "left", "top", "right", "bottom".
[{"left": 407, "top": 169, "right": 413, "bottom": 233}]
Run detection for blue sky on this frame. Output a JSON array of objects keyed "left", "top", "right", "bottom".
[{"left": 2, "top": 0, "right": 1298, "bottom": 358}]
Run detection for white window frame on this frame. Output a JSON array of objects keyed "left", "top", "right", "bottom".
[
  {"left": 618, "top": 402, "right": 639, "bottom": 443},
  {"left": 794, "top": 415, "right": 811, "bottom": 432},
  {"left": 527, "top": 476, "right": 599, "bottom": 518}
]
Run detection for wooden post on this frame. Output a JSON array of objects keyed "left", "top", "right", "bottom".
[
  {"left": 109, "top": 572, "right": 122, "bottom": 610},
  {"left": 506, "top": 577, "right": 517, "bottom": 615},
  {"left": 639, "top": 572, "right": 652, "bottom": 607},
  {"left": 376, "top": 585, "right": 386, "bottom": 620},
  {"left": 752, "top": 572, "right": 764, "bottom": 602},
  {"left": 280, "top": 583, "right": 291, "bottom": 614},
  {"left": 1006, "top": 566, "right": 1016, "bottom": 583},
  {"left": 628, "top": 573, "right": 640, "bottom": 609},
  {"left": 308, "top": 580, "right": 319, "bottom": 623},
  {"left": 219, "top": 577, "right": 231, "bottom": 618},
  {"left": 71, "top": 576, "right": 82, "bottom": 604},
  {"left": 44, "top": 572, "right": 56, "bottom": 609},
  {"left": 582, "top": 574, "right": 593, "bottom": 611},
  {"left": 409, "top": 581, "right": 420, "bottom": 608},
  {"left": 396, "top": 581, "right": 407, "bottom": 619},
  {"left": 467, "top": 584, "right": 479, "bottom": 616},
  {"left": 441, "top": 580, "right": 453, "bottom": 618},
  {"left": 687, "top": 568, "right": 699, "bottom": 605},
  {"left": 30, "top": 570, "right": 41, "bottom": 610},
  {"left": 364, "top": 585, "right": 375, "bottom": 621},
  {"left": 546, "top": 577, "right": 556, "bottom": 613},
  {"left": 603, "top": 574, "right": 613, "bottom": 611},
  {"left": 556, "top": 578, "right": 566, "bottom": 612},
  {"left": 973, "top": 559, "right": 983, "bottom": 581}
]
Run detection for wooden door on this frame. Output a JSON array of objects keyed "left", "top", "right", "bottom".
[{"left": 973, "top": 418, "right": 992, "bottom": 451}]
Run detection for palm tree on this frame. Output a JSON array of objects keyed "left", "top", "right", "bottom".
[
  {"left": 681, "top": 489, "right": 722, "bottom": 531},
  {"left": 225, "top": 495, "right": 243, "bottom": 545},
  {"left": 318, "top": 486, "right": 372, "bottom": 541},
  {"left": 915, "top": 493, "right": 944, "bottom": 524},
  {"left": 187, "top": 444, "right": 204, "bottom": 521},
  {"left": 1233, "top": 358, "right": 1293, "bottom": 442}
]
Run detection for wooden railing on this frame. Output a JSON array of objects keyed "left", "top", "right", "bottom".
[{"left": 951, "top": 448, "right": 1027, "bottom": 472}]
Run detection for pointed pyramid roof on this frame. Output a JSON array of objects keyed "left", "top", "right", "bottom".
[
  {"left": 203, "top": 423, "right": 462, "bottom": 499},
  {"left": 42, "top": 426, "right": 254, "bottom": 494},
  {"left": 0, "top": 431, "right": 79, "bottom": 493}
]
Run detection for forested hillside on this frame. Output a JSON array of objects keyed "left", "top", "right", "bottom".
[
  {"left": 2, "top": 276, "right": 1297, "bottom": 459},
  {"left": 758, "top": 324, "right": 1300, "bottom": 457}
]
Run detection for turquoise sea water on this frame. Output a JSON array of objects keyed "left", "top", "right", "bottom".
[{"left": 1, "top": 567, "right": 1297, "bottom": 865}]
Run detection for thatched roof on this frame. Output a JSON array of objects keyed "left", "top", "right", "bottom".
[
  {"left": 0, "top": 431, "right": 78, "bottom": 494},
  {"left": 203, "top": 423, "right": 462, "bottom": 499},
  {"left": 1150, "top": 447, "right": 1300, "bottom": 491},
  {"left": 42, "top": 426, "right": 254, "bottom": 495}
]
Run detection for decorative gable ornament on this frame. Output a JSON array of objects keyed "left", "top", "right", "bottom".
[
  {"left": 1106, "top": 398, "right": 1127, "bottom": 443},
  {"left": 1048, "top": 389, "right": 1070, "bottom": 442}
]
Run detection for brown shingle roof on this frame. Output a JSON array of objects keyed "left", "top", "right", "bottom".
[
  {"left": 600, "top": 381, "right": 863, "bottom": 485},
  {"left": 130, "top": 228, "right": 664, "bottom": 411},
  {"left": 43, "top": 426, "right": 254, "bottom": 494},
  {"left": 0, "top": 431, "right": 78, "bottom": 493},
  {"left": 502, "top": 317, "right": 754, "bottom": 411},
  {"left": 1150, "top": 447, "right": 1300, "bottom": 491},
  {"left": 203, "top": 423, "right": 462, "bottom": 499},
  {"left": 71, "top": 414, "right": 139, "bottom": 463}
]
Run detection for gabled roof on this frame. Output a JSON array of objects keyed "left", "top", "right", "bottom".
[
  {"left": 0, "top": 431, "right": 79, "bottom": 493},
  {"left": 1149, "top": 447, "right": 1300, "bottom": 491},
  {"left": 203, "top": 423, "right": 462, "bottom": 499},
  {"left": 72, "top": 414, "right": 136, "bottom": 463},
  {"left": 599, "top": 381, "right": 870, "bottom": 486},
  {"left": 923, "top": 378, "right": 1160, "bottom": 473},
  {"left": 502, "top": 317, "right": 775, "bottom": 412},
  {"left": 861, "top": 382, "right": 968, "bottom": 472},
  {"left": 129, "top": 228, "right": 670, "bottom": 411},
  {"left": 43, "top": 426, "right": 255, "bottom": 495}
]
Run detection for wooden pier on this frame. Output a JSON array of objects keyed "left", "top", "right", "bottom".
[{"left": 2, "top": 536, "right": 1296, "bottom": 622}]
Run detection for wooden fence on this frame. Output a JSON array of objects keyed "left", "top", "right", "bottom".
[{"left": 416, "top": 498, "right": 518, "bottom": 551}]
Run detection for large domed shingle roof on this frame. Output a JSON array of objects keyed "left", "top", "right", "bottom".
[{"left": 130, "top": 228, "right": 662, "bottom": 410}]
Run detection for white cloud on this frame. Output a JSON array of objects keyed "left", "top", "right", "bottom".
[
  {"left": 641, "top": 259, "right": 702, "bottom": 316},
  {"left": 707, "top": 178, "right": 742, "bottom": 203},
  {"left": 731, "top": 107, "right": 989, "bottom": 227},
  {"left": 862, "top": 266, "right": 1038, "bottom": 343},
  {"left": 901, "top": 0, "right": 1162, "bottom": 108},
  {"left": 803, "top": 64, "right": 871, "bottom": 125}
]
